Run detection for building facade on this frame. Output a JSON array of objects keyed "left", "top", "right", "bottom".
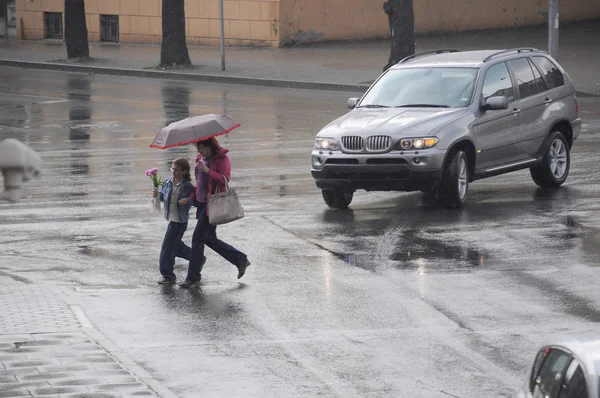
[{"left": 15, "top": 0, "right": 600, "bottom": 48}]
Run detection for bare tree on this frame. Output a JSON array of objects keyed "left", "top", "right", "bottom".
[
  {"left": 64, "top": 0, "right": 89, "bottom": 59},
  {"left": 383, "top": 0, "right": 415, "bottom": 71},
  {"left": 160, "top": 0, "right": 191, "bottom": 67}
]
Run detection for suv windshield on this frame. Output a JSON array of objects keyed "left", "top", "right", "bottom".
[{"left": 359, "top": 67, "right": 478, "bottom": 109}]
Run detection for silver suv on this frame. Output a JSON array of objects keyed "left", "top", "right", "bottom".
[{"left": 311, "top": 48, "right": 581, "bottom": 208}]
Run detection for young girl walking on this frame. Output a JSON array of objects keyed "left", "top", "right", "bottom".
[{"left": 153, "top": 158, "right": 203, "bottom": 284}]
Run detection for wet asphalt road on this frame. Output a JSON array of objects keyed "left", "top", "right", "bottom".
[{"left": 1, "top": 66, "right": 600, "bottom": 397}]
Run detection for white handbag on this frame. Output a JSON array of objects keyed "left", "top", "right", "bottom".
[{"left": 208, "top": 176, "right": 245, "bottom": 225}]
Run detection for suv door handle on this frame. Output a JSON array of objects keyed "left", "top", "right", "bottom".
[
  {"left": 512, "top": 108, "right": 521, "bottom": 114},
  {"left": 544, "top": 98, "right": 553, "bottom": 105}
]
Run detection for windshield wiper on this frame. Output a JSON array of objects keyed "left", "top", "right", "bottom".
[
  {"left": 395, "top": 104, "right": 449, "bottom": 108},
  {"left": 358, "top": 104, "right": 390, "bottom": 108}
]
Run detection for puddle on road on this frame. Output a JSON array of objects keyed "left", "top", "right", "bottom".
[{"left": 388, "top": 229, "right": 488, "bottom": 272}]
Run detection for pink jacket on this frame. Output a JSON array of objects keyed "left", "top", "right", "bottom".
[{"left": 189, "top": 147, "right": 231, "bottom": 217}]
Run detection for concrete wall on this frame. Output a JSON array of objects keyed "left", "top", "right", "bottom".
[
  {"left": 279, "top": 0, "right": 600, "bottom": 45},
  {"left": 15, "top": 0, "right": 600, "bottom": 46},
  {"left": 16, "top": 0, "right": 280, "bottom": 46}
]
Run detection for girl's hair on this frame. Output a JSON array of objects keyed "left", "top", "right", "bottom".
[
  {"left": 173, "top": 157, "right": 192, "bottom": 181},
  {"left": 196, "top": 137, "right": 220, "bottom": 154}
]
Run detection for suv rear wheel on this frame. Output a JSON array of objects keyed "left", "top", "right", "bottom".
[
  {"left": 322, "top": 190, "right": 353, "bottom": 209},
  {"left": 530, "top": 131, "right": 570, "bottom": 188},
  {"left": 438, "top": 150, "right": 469, "bottom": 208}
]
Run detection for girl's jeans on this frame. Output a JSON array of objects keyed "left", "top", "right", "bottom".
[
  {"left": 186, "top": 203, "right": 247, "bottom": 282},
  {"left": 159, "top": 221, "right": 190, "bottom": 280}
]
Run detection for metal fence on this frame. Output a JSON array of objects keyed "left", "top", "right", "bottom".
[
  {"left": 100, "top": 14, "right": 119, "bottom": 42},
  {"left": 44, "top": 12, "right": 62, "bottom": 39}
]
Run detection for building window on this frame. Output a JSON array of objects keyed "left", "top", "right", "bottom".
[
  {"left": 44, "top": 12, "right": 62, "bottom": 39},
  {"left": 100, "top": 15, "right": 119, "bottom": 42}
]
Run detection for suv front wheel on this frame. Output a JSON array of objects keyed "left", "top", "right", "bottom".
[
  {"left": 438, "top": 150, "right": 469, "bottom": 208},
  {"left": 322, "top": 190, "right": 353, "bottom": 209},
  {"left": 530, "top": 131, "right": 570, "bottom": 188}
]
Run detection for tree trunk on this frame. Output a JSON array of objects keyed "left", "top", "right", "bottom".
[
  {"left": 383, "top": 0, "right": 415, "bottom": 71},
  {"left": 64, "top": 0, "right": 89, "bottom": 59},
  {"left": 160, "top": 0, "right": 191, "bottom": 67}
]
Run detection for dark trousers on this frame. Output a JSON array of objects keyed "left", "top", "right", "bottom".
[
  {"left": 159, "top": 221, "right": 190, "bottom": 280},
  {"left": 186, "top": 203, "right": 247, "bottom": 281}
]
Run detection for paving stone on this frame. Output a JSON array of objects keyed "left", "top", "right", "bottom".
[
  {"left": 0, "top": 354, "right": 28, "bottom": 361},
  {"left": 0, "top": 375, "right": 17, "bottom": 383},
  {"left": 13, "top": 340, "right": 64, "bottom": 347},
  {"left": 87, "top": 383, "right": 146, "bottom": 392},
  {"left": 19, "top": 372, "right": 72, "bottom": 381},
  {"left": 101, "top": 376, "right": 138, "bottom": 384},
  {"left": 0, "top": 379, "right": 50, "bottom": 388},
  {"left": 36, "top": 365, "right": 92, "bottom": 374},
  {"left": 53, "top": 345, "right": 103, "bottom": 353},
  {"left": 61, "top": 393, "right": 119, "bottom": 398},
  {"left": 0, "top": 389, "right": 31, "bottom": 398},
  {"left": 33, "top": 386, "right": 90, "bottom": 395},
  {"left": 91, "top": 364, "right": 123, "bottom": 371},
  {"left": 77, "top": 370, "right": 131, "bottom": 378},
  {"left": 59, "top": 356, "right": 114, "bottom": 365},
  {"left": 26, "top": 351, "right": 82, "bottom": 360},
  {"left": 0, "top": 333, "right": 32, "bottom": 343},
  {"left": 2, "top": 347, "right": 53, "bottom": 354},
  {"left": 0, "top": 368, "right": 40, "bottom": 376},
  {"left": 52, "top": 378, "right": 105, "bottom": 386},
  {"left": 5, "top": 359, "right": 61, "bottom": 368}
]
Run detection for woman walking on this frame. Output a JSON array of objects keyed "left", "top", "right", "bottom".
[
  {"left": 179, "top": 137, "right": 250, "bottom": 288},
  {"left": 153, "top": 158, "right": 201, "bottom": 284}
]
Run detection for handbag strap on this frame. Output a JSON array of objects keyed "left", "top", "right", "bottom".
[{"left": 215, "top": 175, "right": 229, "bottom": 194}]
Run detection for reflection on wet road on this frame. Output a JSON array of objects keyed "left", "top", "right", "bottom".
[{"left": 1, "top": 67, "right": 600, "bottom": 397}]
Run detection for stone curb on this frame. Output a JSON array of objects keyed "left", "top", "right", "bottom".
[
  {"left": 0, "top": 59, "right": 369, "bottom": 93},
  {"left": 1, "top": 58, "right": 598, "bottom": 98}
]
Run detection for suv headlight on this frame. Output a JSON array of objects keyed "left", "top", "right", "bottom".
[
  {"left": 396, "top": 137, "right": 438, "bottom": 150},
  {"left": 314, "top": 137, "right": 339, "bottom": 150}
]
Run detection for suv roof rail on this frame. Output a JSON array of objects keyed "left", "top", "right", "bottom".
[
  {"left": 482, "top": 48, "right": 539, "bottom": 62},
  {"left": 398, "top": 49, "right": 460, "bottom": 64}
]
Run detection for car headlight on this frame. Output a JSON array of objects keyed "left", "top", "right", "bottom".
[
  {"left": 314, "top": 137, "right": 339, "bottom": 150},
  {"left": 396, "top": 137, "right": 438, "bottom": 150}
]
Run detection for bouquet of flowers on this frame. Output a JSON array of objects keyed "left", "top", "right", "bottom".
[
  {"left": 146, "top": 168, "right": 163, "bottom": 212},
  {"left": 145, "top": 167, "right": 163, "bottom": 187}
]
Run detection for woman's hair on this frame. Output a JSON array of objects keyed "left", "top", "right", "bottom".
[
  {"left": 173, "top": 157, "right": 192, "bottom": 181},
  {"left": 196, "top": 137, "right": 220, "bottom": 154}
]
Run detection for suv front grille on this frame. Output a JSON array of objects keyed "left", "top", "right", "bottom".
[
  {"left": 367, "top": 136, "right": 392, "bottom": 151},
  {"left": 341, "top": 136, "right": 364, "bottom": 151}
]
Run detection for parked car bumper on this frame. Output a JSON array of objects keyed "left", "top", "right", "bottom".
[{"left": 311, "top": 149, "right": 445, "bottom": 191}]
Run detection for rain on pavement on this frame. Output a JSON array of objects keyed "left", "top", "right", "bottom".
[{"left": 1, "top": 66, "right": 600, "bottom": 397}]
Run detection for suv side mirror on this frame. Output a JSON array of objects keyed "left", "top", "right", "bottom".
[
  {"left": 0, "top": 139, "right": 42, "bottom": 202},
  {"left": 347, "top": 98, "right": 359, "bottom": 109},
  {"left": 481, "top": 96, "right": 509, "bottom": 111}
]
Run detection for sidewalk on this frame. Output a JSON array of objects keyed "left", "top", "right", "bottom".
[
  {"left": 0, "top": 274, "right": 175, "bottom": 398},
  {"left": 1, "top": 20, "right": 599, "bottom": 95}
]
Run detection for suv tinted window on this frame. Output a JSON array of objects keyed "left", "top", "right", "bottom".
[
  {"left": 532, "top": 349, "right": 571, "bottom": 398},
  {"left": 558, "top": 359, "right": 588, "bottom": 398},
  {"left": 509, "top": 57, "right": 547, "bottom": 98},
  {"left": 482, "top": 62, "right": 515, "bottom": 102},
  {"left": 531, "top": 56, "right": 565, "bottom": 89}
]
